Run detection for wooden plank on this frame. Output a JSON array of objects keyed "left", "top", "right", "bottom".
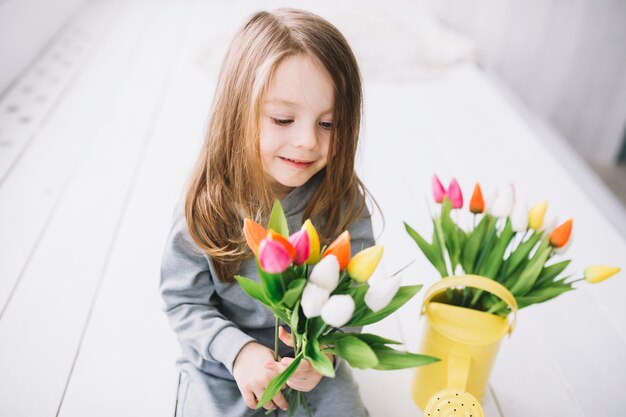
[
  {"left": 55, "top": 1, "right": 222, "bottom": 415},
  {"left": 0, "top": 2, "right": 190, "bottom": 416},
  {"left": 0, "top": 0, "right": 144, "bottom": 315}
]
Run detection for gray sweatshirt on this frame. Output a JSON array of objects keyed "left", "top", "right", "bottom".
[{"left": 159, "top": 171, "right": 375, "bottom": 380}]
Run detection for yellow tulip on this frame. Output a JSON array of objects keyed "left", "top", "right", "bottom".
[
  {"left": 528, "top": 200, "right": 548, "bottom": 231},
  {"left": 584, "top": 265, "right": 621, "bottom": 284},
  {"left": 347, "top": 245, "right": 384, "bottom": 283},
  {"left": 301, "top": 219, "right": 321, "bottom": 265}
]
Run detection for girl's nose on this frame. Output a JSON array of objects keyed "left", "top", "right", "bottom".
[{"left": 293, "top": 125, "right": 318, "bottom": 150}]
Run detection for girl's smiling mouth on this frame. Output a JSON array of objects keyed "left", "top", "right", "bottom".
[{"left": 279, "top": 156, "right": 314, "bottom": 169}]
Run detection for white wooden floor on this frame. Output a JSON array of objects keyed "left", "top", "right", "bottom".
[{"left": 1, "top": 1, "right": 625, "bottom": 416}]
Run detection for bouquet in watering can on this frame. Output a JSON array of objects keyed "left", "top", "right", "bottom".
[
  {"left": 235, "top": 200, "right": 439, "bottom": 416},
  {"left": 404, "top": 174, "right": 622, "bottom": 317}
]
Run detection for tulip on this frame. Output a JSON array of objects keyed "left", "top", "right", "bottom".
[
  {"left": 302, "top": 219, "right": 321, "bottom": 264},
  {"left": 258, "top": 238, "right": 292, "bottom": 273},
  {"left": 528, "top": 201, "right": 547, "bottom": 231},
  {"left": 510, "top": 197, "right": 529, "bottom": 232},
  {"left": 432, "top": 175, "right": 446, "bottom": 203},
  {"left": 364, "top": 275, "right": 401, "bottom": 313},
  {"left": 489, "top": 185, "right": 515, "bottom": 218},
  {"left": 301, "top": 283, "right": 330, "bottom": 318},
  {"left": 288, "top": 230, "right": 310, "bottom": 265},
  {"left": 347, "top": 245, "right": 384, "bottom": 283},
  {"left": 550, "top": 219, "right": 573, "bottom": 248},
  {"left": 321, "top": 295, "right": 355, "bottom": 328},
  {"left": 243, "top": 218, "right": 267, "bottom": 255},
  {"left": 267, "top": 230, "right": 296, "bottom": 260},
  {"left": 469, "top": 183, "right": 485, "bottom": 214},
  {"left": 322, "top": 230, "right": 351, "bottom": 270},
  {"left": 309, "top": 254, "right": 340, "bottom": 291},
  {"left": 447, "top": 178, "right": 463, "bottom": 209},
  {"left": 584, "top": 265, "right": 621, "bottom": 284}
]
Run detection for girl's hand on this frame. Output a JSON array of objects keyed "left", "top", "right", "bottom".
[
  {"left": 232, "top": 341, "right": 289, "bottom": 412},
  {"left": 264, "top": 327, "right": 335, "bottom": 392}
]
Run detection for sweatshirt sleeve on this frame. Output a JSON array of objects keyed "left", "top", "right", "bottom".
[{"left": 158, "top": 204, "right": 255, "bottom": 375}]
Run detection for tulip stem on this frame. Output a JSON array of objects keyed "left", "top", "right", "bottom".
[{"left": 274, "top": 317, "right": 279, "bottom": 362}]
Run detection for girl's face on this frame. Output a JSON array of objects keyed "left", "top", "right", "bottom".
[{"left": 259, "top": 54, "right": 334, "bottom": 200}]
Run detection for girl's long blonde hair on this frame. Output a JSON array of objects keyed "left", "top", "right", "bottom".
[{"left": 185, "top": 7, "right": 380, "bottom": 282}]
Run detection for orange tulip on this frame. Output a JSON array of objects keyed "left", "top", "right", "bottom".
[
  {"left": 243, "top": 218, "right": 267, "bottom": 255},
  {"left": 469, "top": 182, "right": 485, "bottom": 214},
  {"left": 322, "top": 230, "right": 351, "bottom": 270},
  {"left": 267, "top": 230, "right": 297, "bottom": 260},
  {"left": 549, "top": 219, "right": 573, "bottom": 248}
]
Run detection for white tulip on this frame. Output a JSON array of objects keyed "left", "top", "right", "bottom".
[
  {"left": 321, "top": 295, "right": 355, "bottom": 328},
  {"left": 510, "top": 197, "right": 529, "bottom": 232},
  {"left": 309, "top": 255, "right": 340, "bottom": 291},
  {"left": 301, "top": 283, "right": 330, "bottom": 318},
  {"left": 365, "top": 276, "right": 401, "bottom": 313},
  {"left": 489, "top": 185, "right": 515, "bottom": 218}
]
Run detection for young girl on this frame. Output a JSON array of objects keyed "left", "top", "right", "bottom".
[{"left": 159, "top": 7, "right": 379, "bottom": 417}]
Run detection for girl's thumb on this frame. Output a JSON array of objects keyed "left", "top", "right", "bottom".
[{"left": 278, "top": 326, "right": 294, "bottom": 347}]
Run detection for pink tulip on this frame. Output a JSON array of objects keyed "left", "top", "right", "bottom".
[
  {"left": 432, "top": 175, "right": 446, "bottom": 203},
  {"left": 288, "top": 230, "right": 310, "bottom": 265},
  {"left": 432, "top": 174, "right": 463, "bottom": 209},
  {"left": 447, "top": 178, "right": 463, "bottom": 209},
  {"left": 258, "top": 238, "right": 292, "bottom": 273}
]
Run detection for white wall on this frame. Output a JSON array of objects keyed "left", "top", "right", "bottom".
[
  {"left": 0, "top": 0, "right": 92, "bottom": 95},
  {"left": 426, "top": 0, "right": 626, "bottom": 166}
]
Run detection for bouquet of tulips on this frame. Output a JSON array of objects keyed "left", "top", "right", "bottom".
[
  {"left": 236, "top": 200, "right": 439, "bottom": 416},
  {"left": 404, "top": 174, "right": 621, "bottom": 317}
]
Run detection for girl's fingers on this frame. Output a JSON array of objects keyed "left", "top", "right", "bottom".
[
  {"left": 278, "top": 326, "right": 294, "bottom": 347},
  {"left": 272, "top": 391, "right": 289, "bottom": 411},
  {"left": 242, "top": 390, "right": 257, "bottom": 410}
]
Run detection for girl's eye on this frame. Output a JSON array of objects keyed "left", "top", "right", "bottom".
[
  {"left": 271, "top": 117, "right": 293, "bottom": 126},
  {"left": 319, "top": 121, "right": 333, "bottom": 130}
]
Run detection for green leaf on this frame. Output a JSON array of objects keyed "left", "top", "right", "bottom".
[
  {"left": 234, "top": 275, "right": 271, "bottom": 306},
  {"left": 516, "top": 284, "right": 575, "bottom": 309},
  {"left": 268, "top": 199, "right": 289, "bottom": 237},
  {"left": 256, "top": 351, "right": 304, "bottom": 408},
  {"left": 348, "top": 285, "right": 423, "bottom": 327},
  {"left": 281, "top": 278, "right": 306, "bottom": 309},
  {"left": 320, "top": 332, "right": 402, "bottom": 346},
  {"left": 502, "top": 232, "right": 542, "bottom": 278},
  {"left": 306, "top": 317, "right": 327, "bottom": 340},
  {"left": 304, "top": 339, "right": 335, "bottom": 377},
  {"left": 432, "top": 216, "right": 449, "bottom": 277},
  {"left": 290, "top": 300, "right": 300, "bottom": 335},
  {"left": 510, "top": 239, "right": 552, "bottom": 296},
  {"left": 473, "top": 216, "right": 498, "bottom": 274},
  {"left": 461, "top": 215, "right": 489, "bottom": 274},
  {"left": 334, "top": 335, "right": 379, "bottom": 369},
  {"left": 257, "top": 263, "right": 285, "bottom": 303},
  {"left": 370, "top": 345, "right": 440, "bottom": 370},
  {"left": 479, "top": 219, "right": 514, "bottom": 279},
  {"left": 534, "top": 260, "right": 571, "bottom": 289},
  {"left": 404, "top": 221, "right": 447, "bottom": 277},
  {"left": 441, "top": 198, "right": 461, "bottom": 271}
]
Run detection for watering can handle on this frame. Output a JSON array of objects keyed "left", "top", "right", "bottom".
[{"left": 421, "top": 275, "right": 518, "bottom": 335}]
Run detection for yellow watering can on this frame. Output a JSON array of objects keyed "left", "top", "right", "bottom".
[{"left": 411, "top": 275, "right": 518, "bottom": 416}]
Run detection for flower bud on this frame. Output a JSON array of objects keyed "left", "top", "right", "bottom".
[
  {"left": 301, "top": 283, "right": 331, "bottom": 318},
  {"left": 365, "top": 276, "right": 401, "bottom": 313},
  {"left": 309, "top": 255, "right": 340, "bottom": 291},
  {"left": 321, "top": 295, "right": 355, "bottom": 328}
]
